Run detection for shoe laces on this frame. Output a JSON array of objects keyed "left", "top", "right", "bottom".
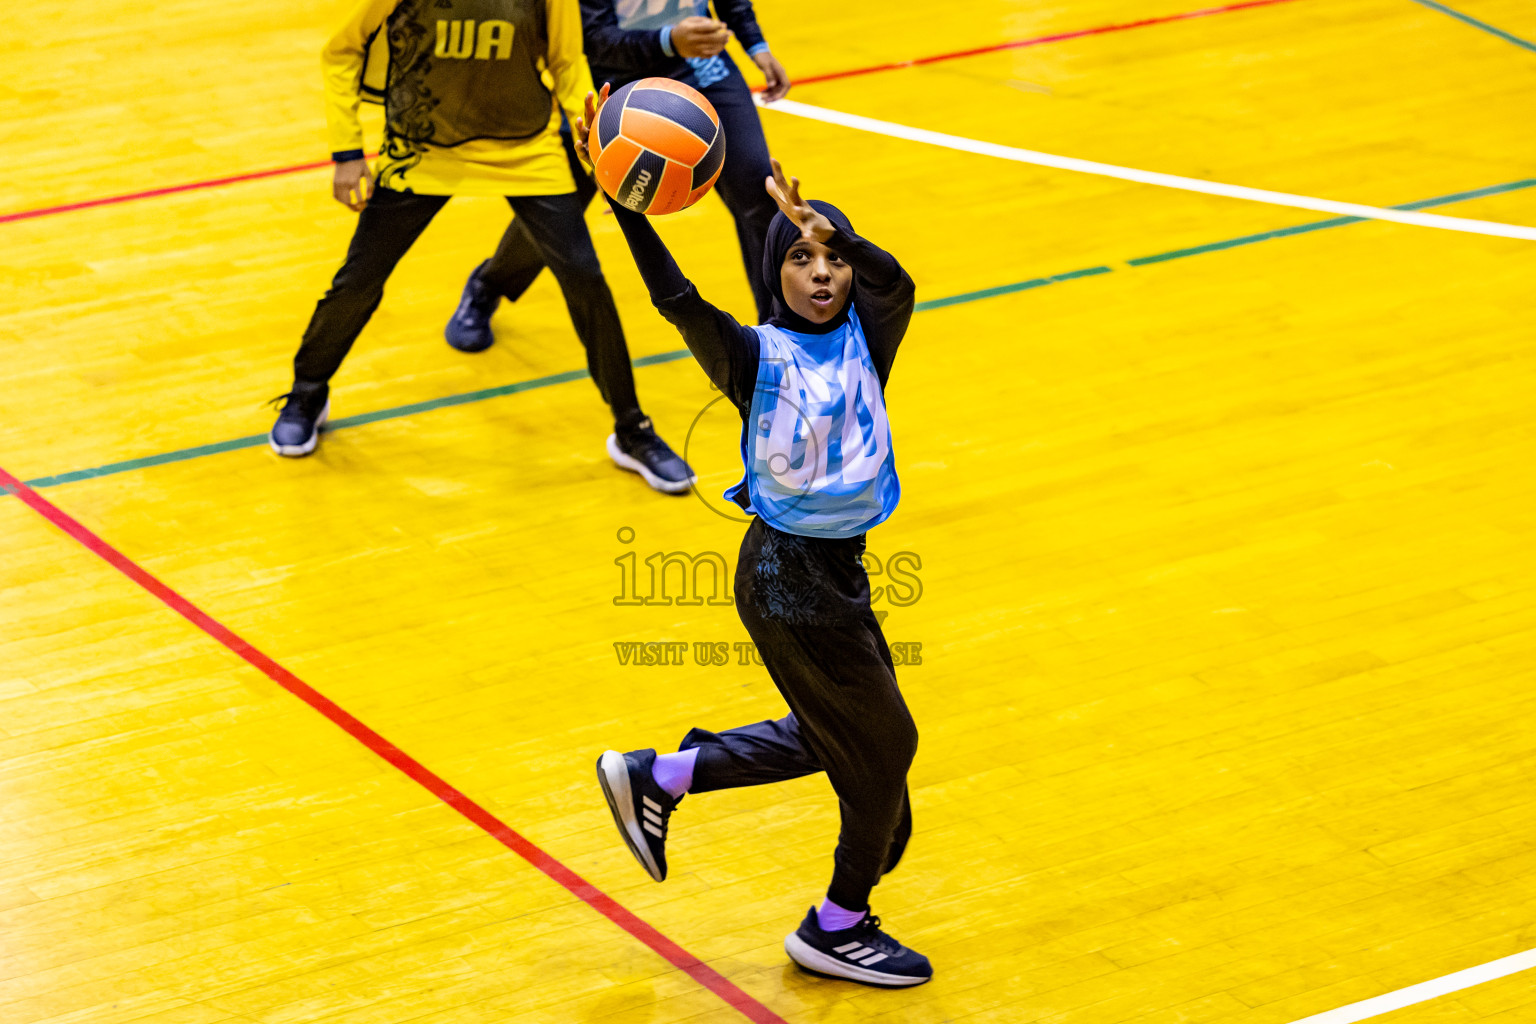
[
  {"left": 621, "top": 420, "right": 674, "bottom": 461},
  {"left": 268, "top": 391, "right": 303, "bottom": 417},
  {"left": 854, "top": 915, "right": 902, "bottom": 955},
  {"left": 268, "top": 389, "right": 323, "bottom": 420}
]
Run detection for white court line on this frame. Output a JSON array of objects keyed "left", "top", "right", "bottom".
[
  {"left": 759, "top": 98, "right": 1536, "bottom": 241},
  {"left": 1283, "top": 946, "right": 1536, "bottom": 1024}
]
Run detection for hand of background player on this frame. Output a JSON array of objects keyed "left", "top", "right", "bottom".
[
  {"left": 333, "top": 159, "right": 374, "bottom": 211},
  {"left": 752, "top": 50, "right": 791, "bottom": 102},
  {"left": 672, "top": 16, "right": 730, "bottom": 58},
  {"left": 573, "top": 83, "right": 611, "bottom": 170},
  {"left": 766, "top": 158, "right": 834, "bottom": 243}
]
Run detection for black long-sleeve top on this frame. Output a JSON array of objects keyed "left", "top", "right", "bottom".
[
  {"left": 580, "top": 0, "right": 769, "bottom": 91},
  {"left": 608, "top": 203, "right": 916, "bottom": 416}
]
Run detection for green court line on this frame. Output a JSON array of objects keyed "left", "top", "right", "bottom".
[
  {"left": 1128, "top": 178, "right": 1536, "bottom": 265},
  {"left": 23, "top": 433, "right": 274, "bottom": 489},
  {"left": 1408, "top": 0, "right": 1536, "bottom": 53},
  {"left": 16, "top": 176, "right": 1536, "bottom": 492},
  {"left": 20, "top": 357, "right": 690, "bottom": 489},
  {"left": 913, "top": 267, "right": 1114, "bottom": 311}
]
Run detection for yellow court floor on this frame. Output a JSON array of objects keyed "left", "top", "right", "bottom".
[{"left": 3, "top": 0, "right": 1536, "bottom": 1022}]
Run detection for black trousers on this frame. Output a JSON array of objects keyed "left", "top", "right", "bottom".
[
  {"left": 680, "top": 518, "right": 917, "bottom": 911},
  {"left": 293, "top": 185, "right": 643, "bottom": 427},
  {"left": 481, "top": 65, "right": 779, "bottom": 322}
]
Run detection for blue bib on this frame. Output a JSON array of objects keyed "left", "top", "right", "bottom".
[
  {"left": 613, "top": 0, "right": 730, "bottom": 86},
  {"left": 614, "top": 0, "right": 699, "bottom": 30},
  {"left": 727, "top": 309, "right": 901, "bottom": 538}
]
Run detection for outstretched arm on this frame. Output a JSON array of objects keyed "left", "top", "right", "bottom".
[
  {"left": 609, "top": 205, "right": 762, "bottom": 411},
  {"left": 832, "top": 228, "right": 914, "bottom": 386},
  {"left": 576, "top": 89, "right": 760, "bottom": 409},
  {"left": 766, "top": 160, "right": 915, "bottom": 384}
]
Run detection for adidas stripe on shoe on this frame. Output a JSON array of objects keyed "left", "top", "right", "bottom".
[
  {"left": 784, "top": 907, "right": 932, "bottom": 987},
  {"left": 596, "top": 748, "right": 679, "bottom": 882}
]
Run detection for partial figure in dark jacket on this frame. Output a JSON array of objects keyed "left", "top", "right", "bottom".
[
  {"left": 444, "top": 0, "right": 790, "bottom": 353},
  {"left": 570, "top": 85, "right": 935, "bottom": 988}
]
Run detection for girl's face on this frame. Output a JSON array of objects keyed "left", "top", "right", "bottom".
[{"left": 779, "top": 238, "right": 852, "bottom": 324}]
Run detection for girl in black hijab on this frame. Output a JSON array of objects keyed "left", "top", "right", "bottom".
[{"left": 579, "top": 88, "right": 931, "bottom": 987}]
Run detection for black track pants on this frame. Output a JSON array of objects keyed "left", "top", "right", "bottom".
[
  {"left": 680, "top": 518, "right": 917, "bottom": 911},
  {"left": 292, "top": 185, "right": 641, "bottom": 426}
]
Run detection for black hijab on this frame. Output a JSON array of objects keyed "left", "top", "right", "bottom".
[{"left": 762, "top": 200, "right": 856, "bottom": 335}]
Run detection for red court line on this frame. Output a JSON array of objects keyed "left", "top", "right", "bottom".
[
  {"left": 0, "top": 465, "right": 787, "bottom": 1024},
  {"left": 786, "top": 0, "right": 1308, "bottom": 88},
  {"left": 2, "top": 0, "right": 1305, "bottom": 226},
  {"left": 0, "top": 161, "right": 333, "bottom": 225}
]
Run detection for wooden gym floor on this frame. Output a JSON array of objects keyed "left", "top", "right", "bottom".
[{"left": 3, "top": 0, "right": 1535, "bottom": 1022}]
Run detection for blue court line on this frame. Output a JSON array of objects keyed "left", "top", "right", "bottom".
[
  {"left": 14, "top": 175, "right": 1536, "bottom": 492},
  {"left": 1407, "top": 0, "right": 1536, "bottom": 53}
]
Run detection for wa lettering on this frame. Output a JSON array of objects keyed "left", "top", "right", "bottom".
[{"left": 435, "top": 19, "right": 515, "bottom": 59}]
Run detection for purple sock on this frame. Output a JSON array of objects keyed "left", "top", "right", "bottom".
[
  {"left": 651, "top": 748, "right": 698, "bottom": 799},
  {"left": 816, "top": 898, "right": 867, "bottom": 932}
]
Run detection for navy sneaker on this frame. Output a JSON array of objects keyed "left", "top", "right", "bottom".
[
  {"left": 607, "top": 418, "right": 695, "bottom": 495},
  {"left": 445, "top": 260, "right": 500, "bottom": 353},
  {"left": 784, "top": 907, "right": 933, "bottom": 987},
  {"left": 268, "top": 382, "right": 330, "bottom": 457},
  {"left": 596, "top": 748, "right": 679, "bottom": 881}
]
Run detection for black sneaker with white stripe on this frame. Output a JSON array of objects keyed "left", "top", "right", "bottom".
[
  {"left": 607, "top": 418, "right": 695, "bottom": 495},
  {"left": 596, "top": 748, "right": 679, "bottom": 881},
  {"left": 784, "top": 907, "right": 933, "bottom": 987}
]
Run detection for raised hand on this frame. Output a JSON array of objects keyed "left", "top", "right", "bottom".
[
  {"left": 765, "top": 157, "right": 834, "bottom": 242},
  {"left": 573, "top": 82, "right": 611, "bottom": 169}
]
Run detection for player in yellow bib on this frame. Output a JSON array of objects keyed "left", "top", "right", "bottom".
[{"left": 270, "top": 0, "right": 695, "bottom": 494}]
